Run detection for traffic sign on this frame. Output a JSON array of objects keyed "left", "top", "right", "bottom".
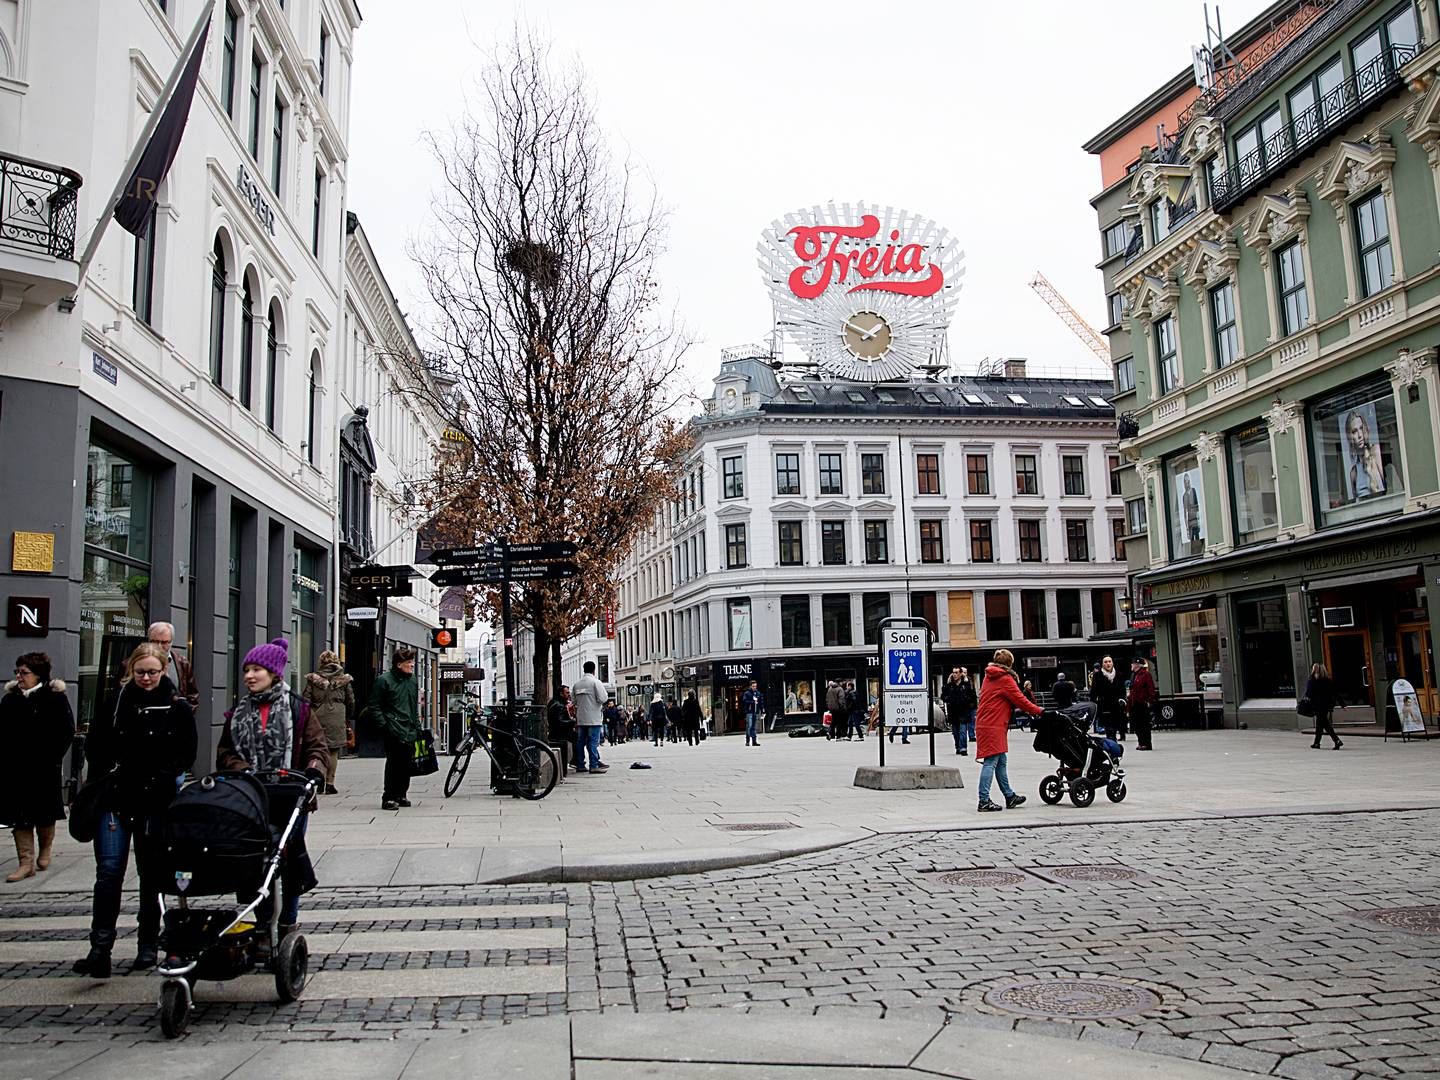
[
  {"left": 505, "top": 541, "right": 578, "bottom": 561},
  {"left": 430, "top": 546, "right": 500, "bottom": 566},
  {"left": 504, "top": 560, "right": 579, "bottom": 580},
  {"left": 429, "top": 565, "right": 504, "bottom": 586},
  {"left": 881, "top": 626, "right": 928, "bottom": 690}
]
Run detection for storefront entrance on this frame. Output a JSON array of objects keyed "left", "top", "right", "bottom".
[
  {"left": 1323, "top": 628, "right": 1373, "bottom": 717},
  {"left": 1397, "top": 623, "right": 1437, "bottom": 717}
]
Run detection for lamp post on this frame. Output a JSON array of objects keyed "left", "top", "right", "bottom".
[{"left": 1119, "top": 594, "right": 1134, "bottom": 625}]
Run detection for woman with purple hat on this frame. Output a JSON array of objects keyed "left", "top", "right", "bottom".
[{"left": 216, "top": 638, "right": 329, "bottom": 934}]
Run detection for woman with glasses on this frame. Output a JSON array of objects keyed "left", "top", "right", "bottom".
[
  {"left": 72, "top": 643, "right": 196, "bottom": 979},
  {"left": 0, "top": 652, "right": 75, "bottom": 882}
]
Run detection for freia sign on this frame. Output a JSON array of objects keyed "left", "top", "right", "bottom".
[{"left": 785, "top": 215, "right": 945, "bottom": 300}]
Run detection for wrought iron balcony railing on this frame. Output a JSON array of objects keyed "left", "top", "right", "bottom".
[
  {"left": 0, "top": 152, "right": 82, "bottom": 260},
  {"left": 1210, "top": 44, "right": 1420, "bottom": 212}
]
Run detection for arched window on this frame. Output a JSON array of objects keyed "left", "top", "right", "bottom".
[
  {"left": 306, "top": 352, "right": 320, "bottom": 465},
  {"left": 239, "top": 277, "right": 255, "bottom": 409},
  {"left": 265, "top": 300, "right": 280, "bottom": 432},
  {"left": 208, "top": 238, "right": 227, "bottom": 387}
]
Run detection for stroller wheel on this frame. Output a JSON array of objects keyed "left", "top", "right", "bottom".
[
  {"left": 1069, "top": 778, "right": 1095, "bottom": 808},
  {"left": 274, "top": 932, "right": 309, "bottom": 1003},
  {"left": 1106, "top": 779, "right": 1127, "bottom": 803},
  {"left": 158, "top": 978, "right": 192, "bottom": 1038},
  {"left": 1038, "top": 776, "right": 1064, "bottom": 805}
]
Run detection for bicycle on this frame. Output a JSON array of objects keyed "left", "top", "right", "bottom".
[{"left": 443, "top": 701, "right": 558, "bottom": 800}]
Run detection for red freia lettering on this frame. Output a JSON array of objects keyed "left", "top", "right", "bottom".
[{"left": 786, "top": 215, "right": 944, "bottom": 300}]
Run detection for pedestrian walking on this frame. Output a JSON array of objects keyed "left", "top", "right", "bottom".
[
  {"left": 217, "top": 638, "right": 328, "bottom": 940},
  {"left": 146, "top": 621, "right": 200, "bottom": 710},
  {"left": 1089, "top": 656, "right": 1127, "bottom": 740},
  {"left": 603, "top": 698, "right": 623, "bottom": 746},
  {"left": 1127, "top": 657, "right": 1158, "bottom": 751},
  {"left": 825, "top": 680, "right": 846, "bottom": 741},
  {"left": 1, "top": 652, "right": 75, "bottom": 882},
  {"left": 572, "top": 662, "right": 609, "bottom": 772},
  {"left": 975, "top": 649, "right": 1042, "bottom": 813},
  {"left": 370, "top": 646, "right": 421, "bottom": 809},
  {"left": 631, "top": 705, "right": 644, "bottom": 741},
  {"left": 742, "top": 680, "right": 765, "bottom": 746},
  {"left": 1303, "top": 663, "right": 1345, "bottom": 749},
  {"left": 682, "top": 691, "right": 704, "bottom": 746},
  {"left": 73, "top": 643, "right": 196, "bottom": 978},
  {"left": 647, "top": 692, "right": 668, "bottom": 746},
  {"left": 666, "top": 697, "right": 682, "bottom": 743},
  {"left": 303, "top": 650, "right": 354, "bottom": 795},
  {"left": 941, "top": 667, "right": 976, "bottom": 756},
  {"left": 846, "top": 680, "right": 865, "bottom": 741},
  {"left": 547, "top": 685, "right": 576, "bottom": 774}
]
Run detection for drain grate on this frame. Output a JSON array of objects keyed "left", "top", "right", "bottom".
[
  {"left": 1037, "top": 865, "right": 1141, "bottom": 883},
  {"left": 1356, "top": 905, "right": 1440, "bottom": 934},
  {"left": 936, "top": 869, "right": 1029, "bottom": 888},
  {"left": 983, "top": 977, "right": 1162, "bottom": 1020},
  {"left": 716, "top": 822, "right": 799, "bottom": 832}
]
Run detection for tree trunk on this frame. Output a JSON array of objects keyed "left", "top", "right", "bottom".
[{"left": 551, "top": 637, "right": 563, "bottom": 697}]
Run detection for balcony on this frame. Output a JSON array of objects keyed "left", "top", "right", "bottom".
[
  {"left": 0, "top": 151, "right": 83, "bottom": 306},
  {"left": 1210, "top": 44, "right": 1419, "bottom": 212}
]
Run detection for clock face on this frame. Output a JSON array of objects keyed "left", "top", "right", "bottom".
[{"left": 842, "top": 311, "right": 892, "bottom": 360}]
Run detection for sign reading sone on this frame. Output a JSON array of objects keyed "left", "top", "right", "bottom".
[{"left": 881, "top": 627, "right": 927, "bottom": 691}]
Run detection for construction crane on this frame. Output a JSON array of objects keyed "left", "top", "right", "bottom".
[{"left": 1030, "top": 272, "right": 1110, "bottom": 360}]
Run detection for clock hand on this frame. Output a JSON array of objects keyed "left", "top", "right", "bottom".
[{"left": 844, "top": 320, "right": 874, "bottom": 339}]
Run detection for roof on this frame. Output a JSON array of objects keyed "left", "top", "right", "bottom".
[{"left": 722, "top": 375, "right": 1116, "bottom": 423}]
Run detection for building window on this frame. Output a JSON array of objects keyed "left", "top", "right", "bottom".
[
  {"left": 821, "top": 521, "right": 846, "bottom": 565},
  {"left": 1107, "top": 454, "right": 1122, "bottom": 496},
  {"left": 1178, "top": 606, "right": 1222, "bottom": 694},
  {"left": 132, "top": 203, "right": 157, "bottom": 326},
  {"left": 947, "top": 591, "right": 978, "bottom": 646},
  {"left": 919, "top": 520, "right": 943, "bottom": 563},
  {"left": 1092, "top": 588, "right": 1117, "bottom": 634},
  {"left": 1057, "top": 589, "right": 1082, "bottom": 638},
  {"left": 966, "top": 453, "right": 989, "bottom": 495},
  {"left": 1166, "top": 451, "right": 1206, "bottom": 559},
  {"left": 722, "top": 455, "right": 744, "bottom": 499},
  {"left": 1014, "top": 453, "right": 1038, "bottom": 495},
  {"left": 821, "top": 594, "right": 852, "bottom": 647},
  {"left": 1021, "top": 590, "right": 1047, "bottom": 639},
  {"left": 227, "top": 511, "right": 245, "bottom": 700},
  {"left": 270, "top": 95, "right": 285, "bottom": 194},
  {"left": 1352, "top": 5, "right": 1419, "bottom": 104},
  {"left": 318, "top": 21, "right": 330, "bottom": 97},
  {"left": 1107, "top": 291, "right": 1125, "bottom": 328},
  {"left": 916, "top": 452, "right": 941, "bottom": 494},
  {"left": 1353, "top": 189, "right": 1393, "bottom": 298},
  {"left": 311, "top": 168, "right": 324, "bottom": 257},
  {"left": 725, "top": 524, "right": 747, "bottom": 568},
  {"left": 1115, "top": 356, "right": 1135, "bottom": 394},
  {"left": 864, "top": 520, "right": 889, "bottom": 564},
  {"left": 1125, "top": 497, "right": 1146, "bottom": 535},
  {"left": 239, "top": 279, "right": 255, "bottom": 410},
  {"left": 728, "top": 598, "right": 752, "bottom": 650},
  {"left": 1149, "top": 198, "right": 1173, "bottom": 245},
  {"left": 265, "top": 300, "right": 280, "bottom": 431},
  {"left": 1062, "top": 454, "right": 1086, "bottom": 495},
  {"left": 1065, "top": 519, "right": 1090, "bottom": 562},
  {"left": 1102, "top": 220, "right": 1129, "bottom": 259},
  {"left": 1237, "top": 596, "right": 1296, "bottom": 698},
  {"left": 306, "top": 354, "right": 320, "bottom": 464},
  {"left": 1111, "top": 517, "right": 1126, "bottom": 560},
  {"left": 860, "top": 452, "right": 885, "bottom": 494},
  {"left": 1230, "top": 423, "right": 1279, "bottom": 544},
  {"left": 1155, "top": 314, "right": 1179, "bottom": 394},
  {"left": 1310, "top": 375, "right": 1403, "bottom": 526},
  {"left": 1211, "top": 281, "right": 1238, "bottom": 367},
  {"left": 1288, "top": 57, "right": 1344, "bottom": 149},
  {"left": 818, "top": 452, "right": 843, "bottom": 495},
  {"left": 1232, "top": 106, "right": 1284, "bottom": 188},
  {"left": 248, "top": 50, "right": 264, "bottom": 159},
  {"left": 774, "top": 452, "right": 800, "bottom": 495},
  {"left": 984, "top": 590, "right": 1012, "bottom": 640},
  {"left": 1018, "top": 519, "right": 1042, "bottom": 562},
  {"left": 969, "top": 520, "right": 993, "bottom": 562},
  {"left": 862, "top": 592, "right": 890, "bottom": 645},
  {"left": 777, "top": 520, "right": 803, "bottom": 566},
  {"left": 222, "top": 4, "right": 239, "bottom": 117},
  {"left": 780, "top": 595, "right": 811, "bottom": 649},
  {"left": 290, "top": 543, "right": 323, "bottom": 681},
  {"left": 209, "top": 238, "right": 227, "bottom": 387},
  {"left": 1277, "top": 240, "right": 1309, "bottom": 336},
  {"left": 910, "top": 591, "right": 938, "bottom": 634}
]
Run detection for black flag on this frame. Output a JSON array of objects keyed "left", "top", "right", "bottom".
[{"left": 113, "top": 11, "right": 211, "bottom": 236}]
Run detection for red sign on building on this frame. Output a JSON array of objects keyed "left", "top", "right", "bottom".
[{"left": 604, "top": 609, "right": 615, "bottom": 639}]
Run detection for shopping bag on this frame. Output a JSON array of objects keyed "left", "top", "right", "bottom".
[{"left": 410, "top": 731, "right": 439, "bottom": 776}]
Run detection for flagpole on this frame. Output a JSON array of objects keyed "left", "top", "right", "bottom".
[{"left": 70, "top": 1, "right": 214, "bottom": 295}]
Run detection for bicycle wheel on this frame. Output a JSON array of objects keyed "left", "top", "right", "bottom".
[
  {"left": 515, "top": 742, "right": 558, "bottom": 801},
  {"left": 443, "top": 740, "right": 474, "bottom": 798}
]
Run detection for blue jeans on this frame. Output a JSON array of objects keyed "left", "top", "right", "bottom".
[
  {"left": 92, "top": 811, "right": 160, "bottom": 948},
  {"left": 952, "top": 709, "right": 976, "bottom": 752},
  {"left": 745, "top": 712, "right": 760, "bottom": 744},
  {"left": 977, "top": 752, "right": 1015, "bottom": 805},
  {"left": 578, "top": 725, "right": 604, "bottom": 769}
]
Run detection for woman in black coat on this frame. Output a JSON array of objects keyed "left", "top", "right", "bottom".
[
  {"left": 1303, "top": 662, "right": 1344, "bottom": 749},
  {"left": 681, "top": 691, "right": 704, "bottom": 746},
  {"left": 0, "top": 652, "right": 75, "bottom": 882},
  {"left": 1088, "top": 656, "right": 1128, "bottom": 740},
  {"left": 73, "top": 643, "right": 196, "bottom": 979}
]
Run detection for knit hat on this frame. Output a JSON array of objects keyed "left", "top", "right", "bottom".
[{"left": 243, "top": 637, "right": 290, "bottom": 676}]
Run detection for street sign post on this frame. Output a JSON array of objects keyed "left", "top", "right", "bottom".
[{"left": 877, "top": 617, "right": 936, "bottom": 767}]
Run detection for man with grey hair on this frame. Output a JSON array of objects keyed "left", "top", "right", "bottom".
[{"left": 147, "top": 621, "right": 199, "bottom": 709}]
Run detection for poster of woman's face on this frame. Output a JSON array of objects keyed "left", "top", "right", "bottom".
[
  {"left": 1340, "top": 402, "right": 1386, "bottom": 502},
  {"left": 1173, "top": 467, "right": 1205, "bottom": 547},
  {"left": 784, "top": 678, "right": 814, "bottom": 714}
]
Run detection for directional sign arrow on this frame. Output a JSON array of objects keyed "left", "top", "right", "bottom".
[
  {"left": 504, "top": 560, "right": 579, "bottom": 580},
  {"left": 504, "top": 541, "right": 578, "bottom": 562},
  {"left": 430, "top": 546, "right": 502, "bottom": 566},
  {"left": 429, "top": 565, "right": 505, "bottom": 586}
]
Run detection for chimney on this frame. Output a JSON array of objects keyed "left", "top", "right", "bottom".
[{"left": 1003, "top": 357, "right": 1027, "bottom": 379}]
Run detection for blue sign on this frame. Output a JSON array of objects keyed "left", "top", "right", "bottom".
[
  {"left": 92, "top": 352, "right": 118, "bottom": 385},
  {"left": 887, "top": 649, "right": 922, "bottom": 687}
]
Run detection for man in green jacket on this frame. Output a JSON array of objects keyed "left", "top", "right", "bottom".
[{"left": 371, "top": 647, "right": 420, "bottom": 810}]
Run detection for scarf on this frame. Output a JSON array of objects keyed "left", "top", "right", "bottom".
[
  {"left": 1099, "top": 668, "right": 1117, "bottom": 682},
  {"left": 230, "top": 680, "right": 293, "bottom": 771}
]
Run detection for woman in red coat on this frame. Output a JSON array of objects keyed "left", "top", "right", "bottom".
[{"left": 975, "top": 649, "right": 1043, "bottom": 812}]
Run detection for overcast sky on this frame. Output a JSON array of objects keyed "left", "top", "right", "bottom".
[{"left": 348, "top": 0, "right": 1271, "bottom": 405}]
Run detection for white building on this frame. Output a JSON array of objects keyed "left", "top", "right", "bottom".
[
  {"left": 614, "top": 509, "right": 675, "bottom": 711},
  {"left": 665, "top": 355, "right": 1130, "bottom": 733}
]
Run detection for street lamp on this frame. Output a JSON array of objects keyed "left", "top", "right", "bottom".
[{"left": 1119, "top": 595, "right": 1133, "bottom": 624}]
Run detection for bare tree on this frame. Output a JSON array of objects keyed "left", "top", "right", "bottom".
[{"left": 407, "top": 28, "right": 690, "bottom": 703}]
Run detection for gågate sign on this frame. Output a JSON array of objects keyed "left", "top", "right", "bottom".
[{"left": 875, "top": 617, "right": 937, "bottom": 767}]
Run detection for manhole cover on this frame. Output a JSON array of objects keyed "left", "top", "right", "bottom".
[
  {"left": 983, "top": 977, "right": 1162, "bottom": 1020},
  {"left": 936, "top": 869, "right": 1028, "bottom": 888},
  {"left": 716, "top": 822, "right": 799, "bottom": 832},
  {"left": 1042, "top": 865, "right": 1140, "bottom": 883},
  {"left": 1358, "top": 906, "right": 1440, "bottom": 933}
]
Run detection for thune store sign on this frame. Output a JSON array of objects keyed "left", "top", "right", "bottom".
[{"left": 758, "top": 202, "right": 964, "bottom": 383}]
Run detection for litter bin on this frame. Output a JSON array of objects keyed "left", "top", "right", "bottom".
[{"left": 1155, "top": 693, "right": 1204, "bottom": 730}]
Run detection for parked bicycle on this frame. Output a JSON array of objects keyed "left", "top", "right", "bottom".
[{"left": 443, "top": 699, "right": 558, "bottom": 801}]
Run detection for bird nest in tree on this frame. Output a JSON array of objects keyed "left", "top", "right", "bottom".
[{"left": 504, "top": 240, "right": 561, "bottom": 288}]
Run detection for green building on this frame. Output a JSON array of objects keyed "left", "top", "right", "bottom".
[{"left": 1086, "top": 0, "right": 1440, "bottom": 731}]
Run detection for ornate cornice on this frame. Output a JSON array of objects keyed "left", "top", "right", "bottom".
[
  {"left": 1264, "top": 399, "right": 1305, "bottom": 435},
  {"left": 1315, "top": 135, "right": 1397, "bottom": 210},
  {"left": 1386, "top": 346, "right": 1436, "bottom": 388},
  {"left": 1193, "top": 430, "right": 1222, "bottom": 463}
]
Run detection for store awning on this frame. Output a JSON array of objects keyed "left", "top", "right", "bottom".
[
  {"left": 1307, "top": 565, "right": 1421, "bottom": 592},
  {"left": 1148, "top": 595, "right": 1215, "bottom": 616}
]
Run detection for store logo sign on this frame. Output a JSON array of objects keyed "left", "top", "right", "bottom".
[{"left": 6, "top": 596, "right": 49, "bottom": 637}]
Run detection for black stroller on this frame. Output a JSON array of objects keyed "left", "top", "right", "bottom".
[
  {"left": 1032, "top": 708, "right": 1127, "bottom": 807},
  {"left": 150, "top": 770, "right": 318, "bottom": 1037}
]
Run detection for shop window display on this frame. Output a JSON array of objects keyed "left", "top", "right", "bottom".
[
  {"left": 783, "top": 677, "right": 815, "bottom": 715},
  {"left": 1166, "top": 452, "right": 1206, "bottom": 560},
  {"left": 1229, "top": 424, "right": 1278, "bottom": 544},
  {"left": 1236, "top": 596, "right": 1296, "bottom": 699},
  {"left": 1176, "top": 608, "right": 1220, "bottom": 693},
  {"left": 1310, "top": 379, "right": 1403, "bottom": 526}
]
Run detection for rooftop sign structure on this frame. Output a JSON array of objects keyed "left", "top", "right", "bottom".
[{"left": 757, "top": 202, "right": 964, "bottom": 383}]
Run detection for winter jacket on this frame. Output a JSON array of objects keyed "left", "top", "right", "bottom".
[
  {"left": 940, "top": 678, "right": 975, "bottom": 720},
  {"left": 304, "top": 665, "right": 355, "bottom": 749},
  {"left": 1303, "top": 674, "right": 1341, "bottom": 716},
  {"left": 216, "top": 691, "right": 330, "bottom": 776},
  {"left": 548, "top": 696, "right": 576, "bottom": 742},
  {"left": 369, "top": 666, "right": 420, "bottom": 743},
  {"left": 976, "top": 663, "right": 1042, "bottom": 759},
  {"left": 87, "top": 675, "right": 197, "bottom": 822},
  {"left": 742, "top": 688, "right": 765, "bottom": 717},
  {"left": 1089, "top": 668, "right": 1127, "bottom": 721},
  {"left": 572, "top": 673, "right": 608, "bottom": 727},
  {"left": 681, "top": 695, "right": 703, "bottom": 731},
  {"left": 0, "top": 679, "right": 75, "bottom": 826},
  {"left": 825, "top": 683, "right": 847, "bottom": 714},
  {"left": 1052, "top": 678, "right": 1077, "bottom": 710},
  {"left": 1126, "top": 668, "right": 1158, "bottom": 715},
  {"left": 647, "top": 699, "right": 668, "bottom": 731},
  {"left": 166, "top": 651, "right": 201, "bottom": 711}
]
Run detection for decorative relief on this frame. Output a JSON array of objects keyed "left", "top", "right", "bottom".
[
  {"left": 1265, "top": 400, "right": 1304, "bottom": 435},
  {"left": 1344, "top": 163, "right": 1376, "bottom": 195},
  {"left": 1387, "top": 347, "right": 1435, "bottom": 388},
  {"left": 1193, "top": 431, "right": 1221, "bottom": 463},
  {"left": 1135, "top": 459, "right": 1159, "bottom": 485}
]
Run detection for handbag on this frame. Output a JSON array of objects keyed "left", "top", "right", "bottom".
[
  {"left": 409, "top": 730, "right": 439, "bottom": 776},
  {"left": 1296, "top": 697, "right": 1316, "bottom": 718},
  {"left": 345, "top": 725, "right": 356, "bottom": 752},
  {"left": 68, "top": 773, "right": 113, "bottom": 844}
]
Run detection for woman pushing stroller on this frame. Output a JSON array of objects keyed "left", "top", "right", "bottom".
[{"left": 975, "top": 649, "right": 1043, "bottom": 813}]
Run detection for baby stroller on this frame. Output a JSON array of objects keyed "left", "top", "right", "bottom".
[
  {"left": 1032, "top": 708, "right": 1127, "bottom": 807},
  {"left": 150, "top": 770, "right": 318, "bottom": 1037}
]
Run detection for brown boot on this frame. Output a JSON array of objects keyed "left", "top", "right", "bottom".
[
  {"left": 6, "top": 829, "right": 35, "bottom": 882},
  {"left": 35, "top": 824, "right": 55, "bottom": 871}
]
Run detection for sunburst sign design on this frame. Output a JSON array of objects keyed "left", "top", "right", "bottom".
[{"left": 758, "top": 202, "right": 965, "bottom": 382}]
